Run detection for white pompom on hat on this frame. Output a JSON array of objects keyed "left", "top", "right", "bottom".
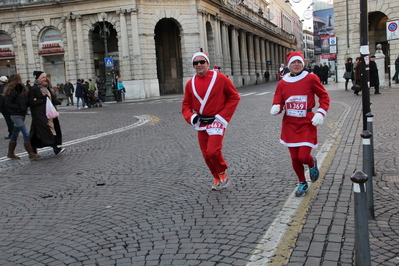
[
  {"left": 0, "top": 76, "right": 8, "bottom": 83},
  {"left": 192, "top": 52, "right": 210, "bottom": 65},
  {"left": 286, "top": 51, "right": 305, "bottom": 67}
]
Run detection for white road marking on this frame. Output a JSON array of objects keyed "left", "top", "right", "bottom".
[
  {"left": 0, "top": 115, "right": 151, "bottom": 163},
  {"left": 246, "top": 101, "right": 352, "bottom": 265},
  {"left": 256, "top": 92, "right": 272, "bottom": 95}
]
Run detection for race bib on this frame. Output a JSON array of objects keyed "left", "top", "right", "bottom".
[
  {"left": 206, "top": 121, "right": 224, "bottom": 136},
  {"left": 285, "top": 95, "right": 308, "bottom": 117}
]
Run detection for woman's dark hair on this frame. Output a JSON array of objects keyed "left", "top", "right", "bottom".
[
  {"left": 2, "top": 74, "right": 28, "bottom": 96},
  {"left": 347, "top": 58, "right": 352, "bottom": 62}
]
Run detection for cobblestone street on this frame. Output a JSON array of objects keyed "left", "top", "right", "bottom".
[{"left": 1, "top": 81, "right": 398, "bottom": 265}]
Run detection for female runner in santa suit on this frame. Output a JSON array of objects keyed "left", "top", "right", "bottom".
[{"left": 270, "top": 51, "right": 330, "bottom": 197}]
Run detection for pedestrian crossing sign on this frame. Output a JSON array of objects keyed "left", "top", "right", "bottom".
[{"left": 104, "top": 57, "right": 114, "bottom": 67}]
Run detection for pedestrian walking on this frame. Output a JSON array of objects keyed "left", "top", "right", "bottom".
[
  {"left": 75, "top": 79, "right": 87, "bottom": 109},
  {"left": 393, "top": 55, "right": 399, "bottom": 84},
  {"left": 343, "top": 58, "right": 354, "bottom": 91},
  {"left": 278, "top": 63, "right": 288, "bottom": 80},
  {"left": 117, "top": 77, "right": 125, "bottom": 102},
  {"left": 369, "top": 55, "right": 380, "bottom": 94},
  {"left": 352, "top": 57, "right": 362, "bottom": 95},
  {"left": 270, "top": 51, "right": 330, "bottom": 197},
  {"left": 264, "top": 70, "right": 270, "bottom": 82},
  {"left": 313, "top": 63, "right": 321, "bottom": 82},
  {"left": 26, "top": 80, "right": 32, "bottom": 89},
  {"left": 3, "top": 74, "right": 40, "bottom": 160},
  {"left": 64, "top": 80, "right": 74, "bottom": 106},
  {"left": 28, "top": 71, "right": 66, "bottom": 156},
  {"left": 182, "top": 51, "right": 240, "bottom": 191},
  {"left": 0, "top": 75, "right": 14, "bottom": 139},
  {"left": 322, "top": 62, "right": 329, "bottom": 84}
]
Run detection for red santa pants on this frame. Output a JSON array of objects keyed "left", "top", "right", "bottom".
[
  {"left": 288, "top": 146, "right": 315, "bottom": 182},
  {"left": 198, "top": 130, "right": 228, "bottom": 179}
]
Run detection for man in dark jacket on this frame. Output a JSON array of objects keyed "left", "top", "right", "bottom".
[
  {"left": 0, "top": 76, "right": 14, "bottom": 139},
  {"left": 75, "top": 79, "right": 87, "bottom": 109},
  {"left": 369, "top": 55, "right": 380, "bottom": 94},
  {"left": 64, "top": 80, "right": 74, "bottom": 106}
]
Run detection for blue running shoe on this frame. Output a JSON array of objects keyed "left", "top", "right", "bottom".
[
  {"left": 219, "top": 172, "right": 230, "bottom": 188},
  {"left": 295, "top": 181, "right": 308, "bottom": 197},
  {"left": 309, "top": 156, "right": 319, "bottom": 182},
  {"left": 211, "top": 177, "right": 221, "bottom": 191}
]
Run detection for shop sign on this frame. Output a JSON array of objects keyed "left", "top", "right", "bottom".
[
  {"left": 39, "top": 42, "right": 64, "bottom": 54},
  {"left": 0, "top": 46, "right": 14, "bottom": 57},
  {"left": 39, "top": 48, "right": 64, "bottom": 54},
  {"left": 0, "top": 52, "right": 15, "bottom": 57}
]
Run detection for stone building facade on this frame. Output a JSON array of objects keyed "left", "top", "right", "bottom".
[
  {"left": 0, "top": 0, "right": 300, "bottom": 100},
  {"left": 334, "top": 0, "right": 399, "bottom": 85}
]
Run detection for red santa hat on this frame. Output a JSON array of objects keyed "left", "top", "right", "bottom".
[
  {"left": 286, "top": 51, "right": 305, "bottom": 67},
  {"left": 192, "top": 51, "right": 210, "bottom": 64},
  {"left": 213, "top": 66, "right": 219, "bottom": 70}
]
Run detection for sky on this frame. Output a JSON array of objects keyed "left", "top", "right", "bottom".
[{"left": 291, "top": 0, "right": 315, "bottom": 30}]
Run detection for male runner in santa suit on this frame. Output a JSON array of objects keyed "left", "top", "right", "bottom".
[
  {"left": 271, "top": 51, "right": 330, "bottom": 197},
  {"left": 182, "top": 52, "right": 240, "bottom": 190}
]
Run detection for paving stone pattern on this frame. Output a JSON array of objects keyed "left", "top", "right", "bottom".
[{"left": 0, "top": 81, "right": 398, "bottom": 265}]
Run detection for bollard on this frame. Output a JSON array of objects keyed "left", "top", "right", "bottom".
[
  {"left": 361, "top": 130, "right": 375, "bottom": 219},
  {"left": 351, "top": 170, "right": 372, "bottom": 266},
  {"left": 366, "top": 112, "right": 375, "bottom": 176}
]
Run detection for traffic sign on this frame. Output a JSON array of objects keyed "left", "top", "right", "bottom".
[
  {"left": 329, "top": 36, "right": 337, "bottom": 45},
  {"left": 104, "top": 57, "right": 114, "bottom": 67},
  {"left": 386, "top": 20, "right": 399, "bottom": 40}
]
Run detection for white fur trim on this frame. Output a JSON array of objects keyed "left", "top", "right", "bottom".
[
  {"left": 317, "top": 108, "right": 327, "bottom": 116},
  {"left": 282, "top": 71, "right": 309, "bottom": 83},
  {"left": 192, "top": 52, "right": 210, "bottom": 65},
  {"left": 215, "top": 114, "right": 228, "bottom": 127},
  {"left": 287, "top": 55, "right": 304, "bottom": 67},
  {"left": 280, "top": 139, "right": 318, "bottom": 149}
]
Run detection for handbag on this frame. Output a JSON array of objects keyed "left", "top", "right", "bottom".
[
  {"left": 46, "top": 98, "right": 59, "bottom": 119},
  {"left": 351, "top": 84, "right": 361, "bottom": 92},
  {"left": 343, "top": 71, "right": 352, "bottom": 79}
]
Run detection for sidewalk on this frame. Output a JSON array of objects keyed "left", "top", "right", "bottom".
[{"left": 280, "top": 82, "right": 399, "bottom": 265}]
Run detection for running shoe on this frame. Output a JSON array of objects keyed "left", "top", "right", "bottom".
[
  {"left": 295, "top": 181, "right": 308, "bottom": 197},
  {"left": 309, "top": 156, "right": 319, "bottom": 182},
  {"left": 211, "top": 177, "right": 221, "bottom": 191},
  {"left": 218, "top": 172, "right": 230, "bottom": 188}
]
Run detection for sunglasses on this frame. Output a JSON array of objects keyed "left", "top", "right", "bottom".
[{"left": 193, "top": 60, "right": 207, "bottom": 65}]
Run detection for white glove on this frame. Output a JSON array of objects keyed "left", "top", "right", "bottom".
[
  {"left": 312, "top": 112, "right": 324, "bottom": 126},
  {"left": 270, "top": 104, "right": 281, "bottom": 116}
]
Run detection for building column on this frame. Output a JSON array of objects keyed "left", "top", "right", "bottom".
[
  {"left": 247, "top": 33, "right": 255, "bottom": 82},
  {"left": 12, "top": 22, "right": 27, "bottom": 78},
  {"left": 63, "top": 15, "right": 77, "bottom": 82},
  {"left": 272, "top": 42, "right": 278, "bottom": 80},
  {"left": 24, "top": 21, "right": 35, "bottom": 79},
  {"left": 197, "top": 10, "right": 207, "bottom": 52},
  {"left": 75, "top": 15, "right": 88, "bottom": 79},
  {"left": 265, "top": 40, "right": 271, "bottom": 72},
  {"left": 260, "top": 38, "right": 266, "bottom": 77},
  {"left": 116, "top": 8, "right": 131, "bottom": 80},
  {"left": 221, "top": 22, "right": 231, "bottom": 76},
  {"left": 231, "top": 27, "right": 241, "bottom": 78},
  {"left": 129, "top": 8, "right": 143, "bottom": 80},
  {"left": 239, "top": 29, "right": 249, "bottom": 79},
  {"left": 254, "top": 35, "right": 261, "bottom": 78},
  {"left": 213, "top": 16, "right": 223, "bottom": 68}
]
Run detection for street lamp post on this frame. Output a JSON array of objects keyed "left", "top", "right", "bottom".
[
  {"left": 91, "top": 12, "right": 114, "bottom": 101},
  {"left": 99, "top": 12, "right": 115, "bottom": 101}
]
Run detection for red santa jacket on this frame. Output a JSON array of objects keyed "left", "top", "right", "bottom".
[
  {"left": 182, "top": 70, "right": 240, "bottom": 130},
  {"left": 272, "top": 71, "right": 330, "bottom": 148}
]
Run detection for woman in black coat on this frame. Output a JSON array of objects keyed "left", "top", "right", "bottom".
[
  {"left": 28, "top": 71, "right": 66, "bottom": 155},
  {"left": 3, "top": 74, "right": 40, "bottom": 160},
  {"left": 344, "top": 58, "right": 354, "bottom": 91}
]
